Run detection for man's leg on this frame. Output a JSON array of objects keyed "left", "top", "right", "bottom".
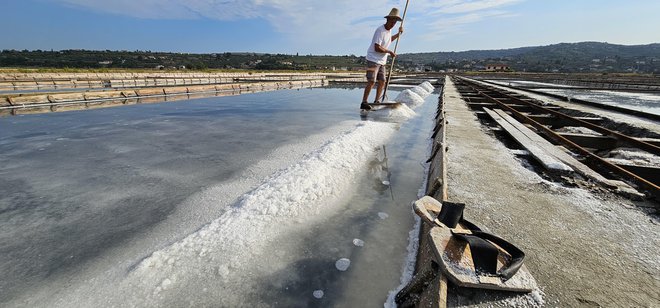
[
  {"left": 375, "top": 79, "right": 385, "bottom": 103},
  {"left": 374, "top": 64, "right": 387, "bottom": 103},
  {"left": 362, "top": 80, "right": 375, "bottom": 103},
  {"left": 361, "top": 61, "right": 379, "bottom": 110}
]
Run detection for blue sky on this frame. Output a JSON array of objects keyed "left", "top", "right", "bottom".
[{"left": 2, "top": 0, "right": 659, "bottom": 55}]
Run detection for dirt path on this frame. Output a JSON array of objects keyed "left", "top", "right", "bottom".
[{"left": 442, "top": 77, "right": 659, "bottom": 307}]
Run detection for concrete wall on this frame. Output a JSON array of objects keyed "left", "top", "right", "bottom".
[{"left": 0, "top": 79, "right": 327, "bottom": 116}]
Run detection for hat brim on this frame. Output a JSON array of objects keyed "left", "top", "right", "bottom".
[{"left": 384, "top": 16, "right": 402, "bottom": 21}]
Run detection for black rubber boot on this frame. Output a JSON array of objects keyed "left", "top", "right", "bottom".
[{"left": 360, "top": 102, "right": 372, "bottom": 110}]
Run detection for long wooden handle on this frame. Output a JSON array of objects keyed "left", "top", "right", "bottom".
[{"left": 380, "top": 0, "right": 410, "bottom": 102}]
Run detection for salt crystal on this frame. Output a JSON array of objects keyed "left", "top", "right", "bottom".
[
  {"left": 160, "top": 278, "right": 172, "bottom": 290},
  {"left": 335, "top": 258, "right": 351, "bottom": 271},
  {"left": 313, "top": 290, "right": 324, "bottom": 299}
]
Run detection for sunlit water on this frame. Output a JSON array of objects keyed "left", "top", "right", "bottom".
[
  {"left": 0, "top": 85, "right": 438, "bottom": 307},
  {"left": 544, "top": 88, "right": 660, "bottom": 116},
  {"left": 488, "top": 79, "right": 660, "bottom": 116}
]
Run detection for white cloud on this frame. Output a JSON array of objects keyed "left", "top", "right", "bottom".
[
  {"left": 417, "top": 0, "right": 523, "bottom": 14},
  {"left": 404, "top": 0, "right": 522, "bottom": 44},
  {"left": 422, "top": 10, "right": 517, "bottom": 39},
  {"left": 51, "top": 0, "right": 525, "bottom": 53},
  {"left": 57, "top": 0, "right": 287, "bottom": 20}
]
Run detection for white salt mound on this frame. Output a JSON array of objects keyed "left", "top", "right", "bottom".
[
  {"left": 385, "top": 103, "right": 416, "bottom": 120},
  {"left": 378, "top": 212, "right": 389, "bottom": 219},
  {"left": 394, "top": 89, "right": 424, "bottom": 107},
  {"left": 421, "top": 81, "right": 434, "bottom": 92},
  {"left": 352, "top": 238, "right": 365, "bottom": 247},
  {"left": 409, "top": 86, "right": 429, "bottom": 98},
  {"left": 313, "top": 290, "right": 324, "bottom": 299}
]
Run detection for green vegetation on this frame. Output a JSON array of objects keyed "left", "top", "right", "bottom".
[
  {"left": 2, "top": 42, "right": 659, "bottom": 73},
  {"left": 0, "top": 50, "right": 366, "bottom": 71},
  {"left": 398, "top": 42, "right": 660, "bottom": 73}
]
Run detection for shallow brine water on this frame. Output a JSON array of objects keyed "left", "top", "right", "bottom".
[
  {"left": 488, "top": 79, "right": 660, "bottom": 116},
  {"left": 0, "top": 84, "right": 438, "bottom": 307}
]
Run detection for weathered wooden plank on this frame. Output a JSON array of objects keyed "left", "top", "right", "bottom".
[
  {"left": 121, "top": 91, "right": 139, "bottom": 98},
  {"left": 0, "top": 97, "right": 11, "bottom": 107},
  {"left": 10, "top": 95, "right": 50, "bottom": 105},
  {"left": 189, "top": 85, "right": 217, "bottom": 92},
  {"left": 86, "top": 100, "right": 125, "bottom": 109},
  {"left": 84, "top": 91, "right": 124, "bottom": 100},
  {"left": 609, "top": 163, "right": 660, "bottom": 185},
  {"left": 556, "top": 132, "right": 617, "bottom": 150},
  {"left": 491, "top": 108, "right": 639, "bottom": 193},
  {"left": 136, "top": 88, "right": 165, "bottom": 96},
  {"left": 13, "top": 106, "right": 52, "bottom": 114},
  {"left": 524, "top": 114, "right": 604, "bottom": 127},
  {"left": 466, "top": 102, "right": 496, "bottom": 109},
  {"left": 48, "top": 93, "right": 86, "bottom": 103},
  {"left": 484, "top": 108, "right": 573, "bottom": 173},
  {"left": 216, "top": 84, "right": 234, "bottom": 91},
  {"left": 163, "top": 86, "right": 189, "bottom": 95}
]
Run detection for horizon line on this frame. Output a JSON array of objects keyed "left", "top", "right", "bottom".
[{"left": 3, "top": 41, "right": 659, "bottom": 56}]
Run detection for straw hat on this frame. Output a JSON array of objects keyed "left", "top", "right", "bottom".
[{"left": 384, "top": 8, "right": 402, "bottom": 21}]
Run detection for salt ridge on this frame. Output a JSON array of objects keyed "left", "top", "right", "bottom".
[
  {"left": 120, "top": 120, "right": 400, "bottom": 306},
  {"left": 29, "top": 83, "right": 436, "bottom": 307}
]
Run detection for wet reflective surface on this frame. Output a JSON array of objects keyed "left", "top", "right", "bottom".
[{"left": 0, "top": 85, "right": 439, "bottom": 306}]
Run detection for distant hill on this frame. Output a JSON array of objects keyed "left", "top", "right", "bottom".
[
  {"left": 0, "top": 49, "right": 366, "bottom": 71},
  {"left": 398, "top": 42, "right": 660, "bottom": 73},
  {"left": 2, "top": 42, "right": 658, "bottom": 73}
]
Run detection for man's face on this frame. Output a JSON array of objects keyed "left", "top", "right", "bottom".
[{"left": 384, "top": 17, "right": 398, "bottom": 30}]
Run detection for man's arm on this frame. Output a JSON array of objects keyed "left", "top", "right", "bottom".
[
  {"left": 374, "top": 44, "right": 395, "bottom": 57},
  {"left": 391, "top": 26, "right": 404, "bottom": 41}
]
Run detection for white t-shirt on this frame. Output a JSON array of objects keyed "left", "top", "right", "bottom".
[{"left": 366, "top": 25, "right": 392, "bottom": 65}]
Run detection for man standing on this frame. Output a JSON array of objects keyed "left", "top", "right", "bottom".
[{"left": 361, "top": 8, "right": 404, "bottom": 110}]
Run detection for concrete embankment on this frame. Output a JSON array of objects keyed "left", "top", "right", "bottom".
[
  {"left": 412, "top": 76, "right": 659, "bottom": 307},
  {"left": 0, "top": 79, "right": 328, "bottom": 116},
  {"left": 0, "top": 71, "right": 377, "bottom": 116},
  {"left": 0, "top": 72, "right": 365, "bottom": 91}
]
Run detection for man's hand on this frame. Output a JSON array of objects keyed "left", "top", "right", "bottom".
[
  {"left": 399, "top": 26, "right": 404, "bottom": 35},
  {"left": 389, "top": 50, "right": 397, "bottom": 57}
]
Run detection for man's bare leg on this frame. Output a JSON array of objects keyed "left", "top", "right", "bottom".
[
  {"left": 362, "top": 80, "right": 375, "bottom": 102},
  {"left": 374, "top": 80, "right": 385, "bottom": 103}
]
